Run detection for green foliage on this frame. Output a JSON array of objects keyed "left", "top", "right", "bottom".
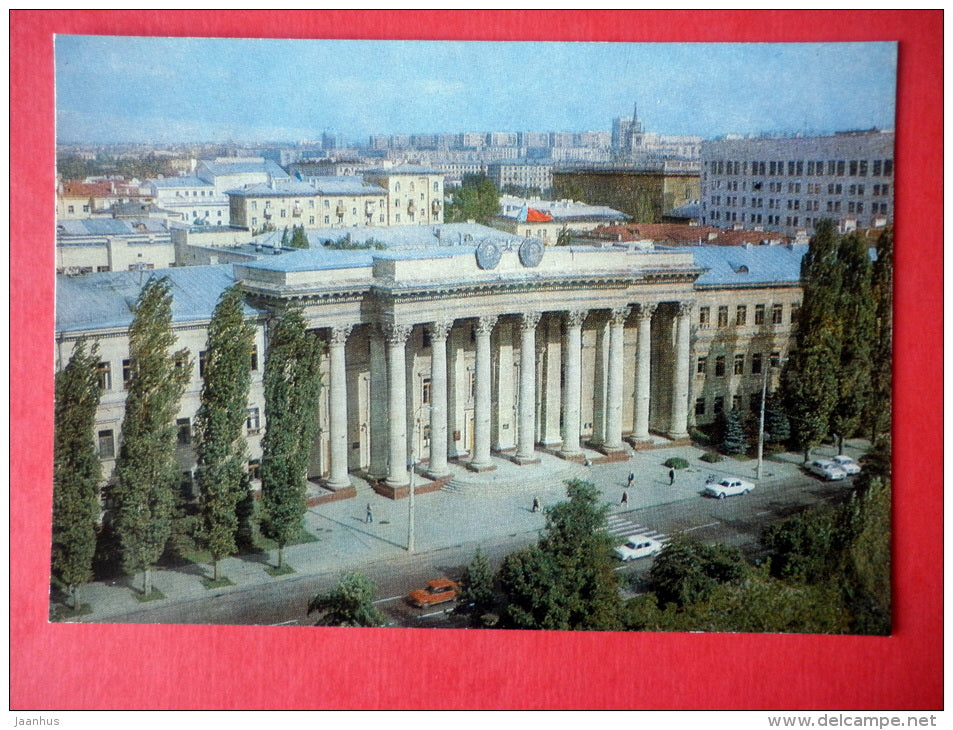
[
  {"left": 556, "top": 226, "right": 573, "bottom": 246},
  {"left": 841, "top": 474, "right": 891, "bottom": 635},
  {"left": 764, "top": 393, "right": 791, "bottom": 445},
  {"left": 445, "top": 173, "right": 500, "bottom": 224},
  {"left": 720, "top": 408, "right": 749, "bottom": 455},
  {"left": 699, "top": 452, "right": 723, "bottom": 464},
  {"left": 458, "top": 548, "right": 495, "bottom": 622},
  {"left": 57, "top": 154, "right": 177, "bottom": 182},
  {"left": 111, "top": 277, "right": 191, "bottom": 593},
  {"left": 52, "top": 337, "right": 103, "bottom": 607},
  {"left": 290, "top": 225, "right": 309, "bottom": 249},
  {"left": 261, "top": 305, "right": 324, "bottom": 567},
  {"left": 322, "top": 236, "right": 385, "bottom": 250},
  {"left": 497, "top": 479, "right": 622, "bottom": 630},
  {"left": 648, "top": 535, "right": 748, "bottom": 608},
  {"left": 663, "top": 457, "right": 689, "bottom": 469},
  {"left": 866, "top": 227, "right": 893, "bottom": 441},
  {"left": 308, "top": 572, "right": 387, "bottom": 627},
  {"left": 280, "top": 226, "right": 290, "bottom": 247},
  {"left": 194, "top": 284, "right": 256, "bottom": 580},
  {"left": 762, "top": 505, "right": 846, "bottom": 584}
]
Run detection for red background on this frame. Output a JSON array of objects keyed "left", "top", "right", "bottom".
[{"left": 10, "top": 10, "right": 943, "bottom": 710}]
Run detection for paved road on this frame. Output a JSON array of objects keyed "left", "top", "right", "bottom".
[{"left": 103, "top": 469, "right": 852, "bottom": 627}]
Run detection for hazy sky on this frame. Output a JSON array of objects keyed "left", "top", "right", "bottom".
[{"left": 55, "top": 36, "right": 897, "bottom": 145}]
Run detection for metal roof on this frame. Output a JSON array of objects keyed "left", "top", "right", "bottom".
[
  {"left": 56, "top": 218, "right": 170, "bottom": 236},
  {"left": 682, "top": 244, "right": 807, "bottom": 287}
]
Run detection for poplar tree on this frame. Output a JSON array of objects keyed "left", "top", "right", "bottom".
[
  {"left": 194, "top": 284, "right": 255, "bottom": 582},
  {"left": 260, "top": 304, "right": 324, "bottom": 570},
  {"left": 111, "top": 277, "right": 191, "bottom": 595},
  {"left": 781, "top": 219, "right": 842, "bottom": 461},
  {"left": 290, "top": 225, "right": 309, "bottom": 249},
  {"left": 867, "top": 227, "right": 893, "bottom": 442},
  {"left": 52, "top": 337, "right": 103, "bottom": 610}
]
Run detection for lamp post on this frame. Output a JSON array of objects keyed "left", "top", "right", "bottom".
[
  {"left": 756, "top": 356, "right": 786, "bottom": 481},
  {"left": 407, "top": 432, "right": 417, "bottom": 554}
]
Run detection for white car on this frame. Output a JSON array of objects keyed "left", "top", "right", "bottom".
[
  {"left": 808, "top": 459, "right": 848, "bottom": 481},
  {"left": 831, "top": 454, "right": 862, "bottom": 475},
  {"left": 614, "top": 536, "right": 663, "bottom": 561},
  {"left": 704, "top": 477, "right": 754, "bottom": 499}
]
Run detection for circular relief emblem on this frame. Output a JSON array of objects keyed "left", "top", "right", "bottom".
[
  {"left": 519, "top": 238, "right": 544, "bottom": 268},
  {"left": 475, "top": 239, "right": 502, "bottom": 270}
]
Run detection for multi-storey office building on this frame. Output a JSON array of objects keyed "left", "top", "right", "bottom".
[
  {"left": 57, "top": 226, "right": 805, "bottom": 506},
  {"left": 700, "top": 130, "right": 894, "bottom": 236}
]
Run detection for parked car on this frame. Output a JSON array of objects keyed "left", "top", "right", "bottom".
[
  {"left": 831, "top": 454, "right": 862, "bottom": 475},
  {"left": 704, "top": 477, "right": 755, "bottom": 499},
  {"left": 808, "top": 459, "right": 848, "bottom": 481},
  {"left": 614, "top": 536, "right": 663, "bottom": 561},
  {"left": 408, "top": 578, "right": 459, "bottom": 608}
]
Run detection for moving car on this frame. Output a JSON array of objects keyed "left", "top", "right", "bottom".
[
  {"left": 831, "top": 454, "right": 862, "bottom": 475},
  {"left": 808, "top": 459, "right": 848, "bottom": 481},
  {"left": 704, "top": 477, "right": 754, "bottom": 499},
  {"left": 408, "top": 578, "right": 459, "bottom": 607},
  {"left": 614, "top": 535, "right": 663, "bottom": 561}
]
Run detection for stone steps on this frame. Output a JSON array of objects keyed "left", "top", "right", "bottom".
[{"left": 442, "top": 460, "right": 588, "bottom": 497}]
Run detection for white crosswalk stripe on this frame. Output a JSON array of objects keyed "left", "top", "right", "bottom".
[{"left": 604, "top": 514, "right": 669, "bottom": 545}]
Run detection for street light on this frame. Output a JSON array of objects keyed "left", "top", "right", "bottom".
[{"left": 756, "top": 355, "right": 787, "bottom": 481}]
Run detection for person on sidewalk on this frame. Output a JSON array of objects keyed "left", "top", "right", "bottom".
[
  {"left": 365, "top": 503, "right": 373, "bottom": 523},
  {"left": 620, "top": 490, "right": 629, "bottom": 507},
  {"left": 531, "top": 496, "right": 540, "bottom": 513},
  {"left": 669, "top": 468, "right": 676, "bottom": 486},
  {"left": 627, "top": 472, "right": 634, "bottom": 489}
]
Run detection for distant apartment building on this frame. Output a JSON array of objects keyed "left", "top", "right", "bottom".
[
  {"left": 486, "top": 159, "right": 555, "bottom": 195},
  {"left": 363, "top": 165, "right": 445, "bottom": 226},
  {"left": 700, "top": 130, "right": 895, "bottom": 236},
  {"left": 492, "top": 195, "right": 628, "bottom": 244},
  {"left": 56, "top": 178, "right": 151, "bottom": 219},
  {"left": 611, "top": 103, "right": 703, "bottom": 161},
  {"left": 56, "top": 218, "right": 174, "bottom": 274}
]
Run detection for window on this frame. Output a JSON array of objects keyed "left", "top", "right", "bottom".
[
  {"left": 422, "top": 377, "right": 432, "bottom": 405},
  {"left": 695, "top": 398, "right": 706, "bottom": 417},
  {"left": 755, "top": 304, "right": 765, "bottom": 325},
  {"left": 713, "top": 396, "right": 725, "bottom": 415},
  {"left": 791, "top": 303, "right": 801, "bottom": 324},
  {"left": 771, "top": 351, "right": 782, "bottom": 368},
  {"left": 772, "top": 304, "right": 784, "bottom": 324},
  {"left": 717, "top": 306, "right": 728, "bottom": 327},
  {"left": 176, "top": 418, "right": 191, "bottom": 446},
  {"left": 199, "top": 351, "right": 208, "bottom": 378},
  {"left": 98, "top": 430, "right": 115, "bottom": 459},
  {"left": 174, "top": 352, "right": 190, "bottom": 375},
  {"left": 248, "top": 459, "right": 261, "bottom": 481},
  {"left": 250, "top": 346, "right": 258, "bottom": 371},
  {"left": 715, "top": 355, "right": 726, "bottom": 377},
  {"left": 751, "top": 353, "right": 763, "bottom": 374},
  {"left": 96, "top": 361, "right": 111, "bottom": 390},
  {"left": 122, "top": 359, "right": 132, "bottom": 388},
  {"left": 246, "top": 407, "right": 260, "bottom": 434},
  {"left": 732, "top": 394, "right": 743, "bottom": 411},
  {"left": 698, "top": 306, "right": 710, "bottom": 328},
  {"left": 734, "top": 354, "right": 745, "bottom": 375},
  {"left": 696, "top": 356, "right": 708, "bottom": 375}
]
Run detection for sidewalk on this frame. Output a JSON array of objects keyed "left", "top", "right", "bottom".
[{"left": 65, "top": 439, "right": 868, "bottom": 622}]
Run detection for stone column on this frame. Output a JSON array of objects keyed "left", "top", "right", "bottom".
[
  {"left": 603, "top": 306, "right": 630, "bottom": 451},
  {"left": 469, "top": 315, "right": 497, "bottom": 471},
  {"left": 326, "top": 324, "right": 353, "bottom": 488},
  {"left": 384, "top": 323, "right": 412, "bottom": 489},
  {"left": 589, "top": 316, "right": 609, "bottom": 447},
  {"left": 632, "top": 303, "right": 657, "bottom": 442},
  {"left": 669, "top": 301, "right": 693, "bottom": 440},
  {"left": 541, "top": 316, "right": 563, "bottom": 445},
  {"left": 560, "top": 309, "right": 588, "bottom": 458},
  {"left": 368, "top": 326, "right": 388, "bottom": 479},
  {"left": 515, "top": 312, "right": 541, "bottom": 464},
  {"left": 426, "top": 320, "right": 453, "bottom": 478}
]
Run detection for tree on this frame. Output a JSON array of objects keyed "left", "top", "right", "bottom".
[
  {"left": 781, "top": 219, "right": 842, "bottom": 461},
  {"left": 763, "top": 392, "right": 791, "bottom": 446},
  {"left": 193, "top": 284, "right": 255, "bottom": 582},
  {"left": 52, "top": 337, "right": 103, "bottom": 609},
  {"left": 497, "top": 479, "right": 622, "bottom": 630},
  {"left": 111, "top": 277, "right": 191, "bottom": 595},
  {"left": 445, "top": 173, "right": 500, "bottom": 224},
  {"left": 830, "top": 233, "right": 875, "bottom": 453},
  {"left": 648, "top": 535, "right": 748, "bottom": 608},
  {"left": 308, "top": 572, "right": 386, "bottom": 627},
  {"left": 762, "top": 505, "right": 846, "bottom": 585},
  {"left": 290, "top": 225, "right": 309, "bottom": 249},
  {"left": 720, "top": 407, "right": 749, "bottom": 455},
  {"left": 457, "top": 548, "right": 495, "bottom": 624},
  {"left": 280, "top": 226, "right": 290, "bottom": 247},
  {"left": 866, "top": 227, "right": 893, "bottom": 442},
  {"left": 260, "top": 304, "right": 324, "bottom": 569}
]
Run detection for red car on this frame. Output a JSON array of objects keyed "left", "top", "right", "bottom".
[{"left": 408, "top": 578, "right": 459, "bottom": 608}]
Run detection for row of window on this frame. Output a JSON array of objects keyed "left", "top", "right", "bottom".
[
  {"left": 708, "top": 158, "right": 893, "bottom": 178},
  {"left": 696, "top": 351, "right": 782, "bottom": 377},
  {"left": 695, "top": 392, "right": 761, "bottom": 418},
  {"left": 94, "top": 347, "right": 258, "bottom": 391},
  {"left": 698, "top": 303, "right": 798, "bottom": 329},
  {"left": 706, "top": 210, "right": 888, "bottom": 226}
]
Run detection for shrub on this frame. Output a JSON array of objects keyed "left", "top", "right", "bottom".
[
  {"left": 663, "top": 457, "right": 689, "bottom": 470},
  {"left": 700, "top": 452, "right": 723, "bottom": 464}
]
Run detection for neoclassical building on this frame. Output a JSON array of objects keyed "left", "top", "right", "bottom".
[{"left": 55, "top": 224, "right": 804, "bottom": 501}]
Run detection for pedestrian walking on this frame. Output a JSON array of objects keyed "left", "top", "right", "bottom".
[
  {"left": 365, "top": 503, "right": 373, "bottom": 523},
  {"left": 531, "top": 496, "right": 540, "bottom": 513},
  {"left": 627, "top": 472, "right": 634, "bottom": 489},
  {"left": 669, "top": 468, "right": 676, "bottom": 486},
  {"left": 620, "top": 490, "right": 629, "bottom": 507}
]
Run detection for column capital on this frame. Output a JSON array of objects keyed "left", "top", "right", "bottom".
[
  {"left": 608, "top": 306, "right": 631, "bottom": 326},
  {"left": 475, "top": 314, "right": 498, "bottom": 337},
  {"left": 329, "top": 323, "right": 353, "bottom": 345},
  {"left": 564, "top": 309, "right": 588, "bottom": 328},
  {"left": 634, "top": 303, "right": 658, "bottom": 322},
  {"left": 383, "top": 323, "right": 412, "bottom": 345},
  {"left": 676, "top": 300, "right": 695, "bottom": 317},
  {"left": 426, "top": 319, "right": 454, "bottom": 342},
  {"left": 519, "top": 311, "right": 542, "bottom": 330}
]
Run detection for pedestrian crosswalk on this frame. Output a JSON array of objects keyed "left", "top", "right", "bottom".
[{"left": 604, "top": 513, "right": 669, "bottom": 545}]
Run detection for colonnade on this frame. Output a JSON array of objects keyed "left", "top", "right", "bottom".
[{"left": 320, "top": 301, "right": 694, "bottom": 491}]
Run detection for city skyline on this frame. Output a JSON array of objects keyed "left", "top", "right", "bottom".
[{"left": 55, "top": 36, "right": 897, "bottom": 146}]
